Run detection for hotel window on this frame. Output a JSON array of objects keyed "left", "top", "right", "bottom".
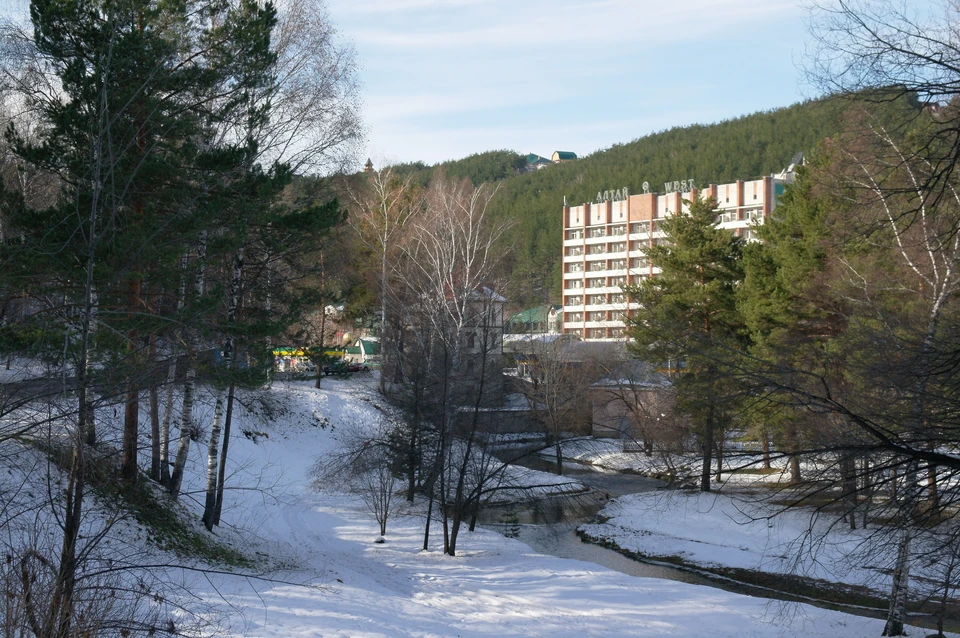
[
  {"left": 588, "top": 227, "right": 605, "bottom": 238},
  {"left": 589, "top": 244, "right": 606, "bottom": 255},
  {"left": 588, "top": 328, "right": 605, "bottom": 339},
  {"left": 717, "top": 210, "right": 738, "bottom": 224},
  {"left": 612, "top": 311, "right": 626, "bottom": 322},
  {"left": 588, "top": 311, "right": 605, "bottom": 322},
  {"left": 631, "top": 257, "right": 649, "bottom": 268},
  {"left": 609, "top": 242, "right": 626, "bottom": 253},
  {"left": 566, "top": 229, "right": 583, "bottom": 240},
  {"left": 610, "top": 224, "right": 626, "bottom": 236},
  {"left": 567, "top": 312, "right": 582, "bottom": 322},
  {"left": 611, "top": 293, "right": 626, "bottom": 304},
  {"left": 630, "top": 221, "right": 650, "bottom": 234},
  {"left": 610, "top": 276, "right": 626, "bottom": 287},
  {"left": 587, "top": 278, "right": 605, "bottom": 288},
  {"left": 565, "top": 295, "right": 583, "bottom": 306},
  {"left": 566, "top": 280, "right": 582, "bottom": 289},
  {"left": 588, "top": 260, "right": 605, "bottom": 272},
  {"left": 566, "top": 246, "right": 582, "bottom": 256},
  {"left": 588, "top": 294, "right": 606, "bottom": 305},
  {"left": 567, "top": 262, "right": 582, "bottom": 273},
  {"left": 611, "top": 328, "right": 625, "bottom": 338},
  {"left": 610, "top": 259, "right": 626, "bottom": 270},
  {"left": 745, "top": 208, "right": 763, "bottom": 222}
]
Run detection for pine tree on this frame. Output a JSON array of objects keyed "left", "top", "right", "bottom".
[{"left": 626, "top": 195, "right": 747, "bottom": 492}]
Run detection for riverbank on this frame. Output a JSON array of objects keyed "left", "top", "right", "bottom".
[{"left": 577, "top": 488, "right": 960, "bottom": 632}]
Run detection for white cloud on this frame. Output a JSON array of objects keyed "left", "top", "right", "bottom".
[
  {"left": 335, "top": 0, "right": 800, "bottom": 51},
  {"left": 327, "top": 0, "right": 810, "bottom": 164}
]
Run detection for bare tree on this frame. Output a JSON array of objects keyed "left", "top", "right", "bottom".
[
  {"left": 392, "top": 174, "right": 512, "bottom": 556},
  {"left": 345, "top": 165, "right": 421, "bottom": 392},
  {"left": 806, "top": 0, "right": 960, "bottom": 205},
  {"left": 311, "top": 417, "right": 406, "bottom": 537},
  {"left": 518, "top": 338, "right": 594, "bottom": 474}
]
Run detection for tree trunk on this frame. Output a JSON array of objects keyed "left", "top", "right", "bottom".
[
  {"left": 214, "top": 379, "right": 236, "bottom": 526},
  {"left": 149, "top": 382, "right": 160, "bottom": 481},
  {"left": 715, "top": 437, "right": 723, "bottom": 483},
  {"left": 422, "top": 470, "right": 435, "bottom": 551},
  {"left": 883, "top": 459, "right": 919, "bottom": 636},
  {"left": 202, "top": 394, "right": 224, "bottom": 531},
  {"left": 761, "top": 429, "right": 771, "bottom": 469},
  {"left": 159, "top": 362, "right": 176, "bottom": 486},
  {"left": 882, "top": 524, "right": 912, "bottom": 636},
  {"left": 700, "top": 403, "right": 715, "bottom": 492},
  {"left": 861, "top": 457, "right": 873, "bottom": 529},
  {"left": 120, "top": 272, "right": 142, "bottom": 482},
  {"left": 927, "top": 441, "right": 939, "bottom": 510},
  {"left": 148, "top": 333, "right": 160, "bottom": 481},
  {"left": 406, "top": 413, "right": 419, "bottom": 502},
  {"left": 168, "top": 367, "right": 195, "bottom": 498},
  {"left": 214, "top": 251, "right": 243, "bottom": 525},
  {"left": 789, "top": 455, "right": 802, "bottom": 484},
  {"left": 48, "top": 433, "right": 84, "bottom": 638},
  {"left": 316, "top": 253, "right": 327, "bottom": 389},
  {"left": 840, "top": 454, "right": 858, "bottom": 530},
  {"left": 47, "top": 158, "right": 100, "bottom": 637}
]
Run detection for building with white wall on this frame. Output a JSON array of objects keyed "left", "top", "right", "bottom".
[{"left": 561, "top": 173, "right": 792, "bottom": 341}]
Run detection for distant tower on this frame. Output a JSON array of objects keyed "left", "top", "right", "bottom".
[{"left": 364, "top": 158, "right": 374, "bottom": 173}]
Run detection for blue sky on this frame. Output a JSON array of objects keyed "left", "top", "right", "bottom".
[{"left": 327, "top": 0, "right": 816, "bottom": 168}]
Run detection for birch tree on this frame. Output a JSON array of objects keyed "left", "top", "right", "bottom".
[
  {"left": 399, "top": 175, "right": 511, "bottom": 556},
  {"left": 346, "top": 166, "right": 420, "bottom": 391},
  {"left": 832, "top": 121, "right": 960, "bottom": 635}
]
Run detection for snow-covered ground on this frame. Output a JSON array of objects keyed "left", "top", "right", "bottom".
[
  {"left": 3, "top": 374, "right": 951, "bottom": 636},
  {"left": 555, "top": 437, "right": 791, "bottom": 487},
  {"left": 170, "top": 378, "right": 945, "bottom": 637},
  {"left": 579, "top": 489, "right": 888, "bottom": 588}
]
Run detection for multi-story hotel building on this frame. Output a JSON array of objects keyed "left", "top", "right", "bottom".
[{"left": 561, "top": 174, "right": 792, "bottom": 341}]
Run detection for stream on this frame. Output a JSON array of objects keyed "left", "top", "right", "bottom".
[{"left": 482, "top": 455, "right": 920, "bottom": 627}]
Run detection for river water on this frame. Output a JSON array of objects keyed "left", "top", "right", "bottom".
[{"left": 484, "top": 456, "right": 909, "bottom": 625}]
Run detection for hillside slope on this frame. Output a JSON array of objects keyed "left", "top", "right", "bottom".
[{"left": 391, "top": 98, "right": 849, "bottom": 305}]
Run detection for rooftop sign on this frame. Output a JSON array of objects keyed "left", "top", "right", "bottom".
[
  {"left": 592, "top": 178, "right": 696, "bottom": 204},
  {"left": 594, "top": 187, "right": 629, "bottom": 204}
]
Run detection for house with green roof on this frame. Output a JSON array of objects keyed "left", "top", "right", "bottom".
[
  {"left": 344, "top": 338, "right": 381, "bottom": 365},
  {"left": 551, "top": 151, "right": 577, "bottom": 162},
  {"left": 505, "top": 304, "right": 561, "bottom": 335},
  {"left": 525, "top": 153, "right": 552, "bottom": 171}
]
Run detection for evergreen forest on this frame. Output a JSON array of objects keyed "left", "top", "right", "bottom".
[{"left": 382, "top": 96, "right": 854, "bottom": 306}]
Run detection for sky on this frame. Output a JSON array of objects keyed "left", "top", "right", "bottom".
[{"left": 326, "top": 0, "right": 816, "bottom": 168}]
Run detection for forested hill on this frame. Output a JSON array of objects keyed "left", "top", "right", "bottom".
[{"left": 393, "top": 97, "right": 851, "bottom": 306}]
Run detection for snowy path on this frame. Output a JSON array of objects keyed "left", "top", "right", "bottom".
[{"left": 173, "top": 380, "right": 943, "bottom": 637}]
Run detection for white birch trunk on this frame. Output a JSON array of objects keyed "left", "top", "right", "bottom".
[
  {"left": 202, "top": 393, "right": 224, "bottom": 531},
  {"left": 158, "top": 362, "right": 176, "bottom": 485},
  {"left": 168, "top": 368, "right": 195, "bottom": 498}
]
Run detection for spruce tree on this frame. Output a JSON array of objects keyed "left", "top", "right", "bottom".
[{"left": 627, "top": 195, "right": 747, "bottom": 492}]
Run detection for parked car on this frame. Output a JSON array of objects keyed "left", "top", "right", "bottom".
[
  {"left": 322, "top": 360, "right": 350, "bottom": 376},
  {"left": 322, "top": 360, "right": 369, "bottom": 376}
]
